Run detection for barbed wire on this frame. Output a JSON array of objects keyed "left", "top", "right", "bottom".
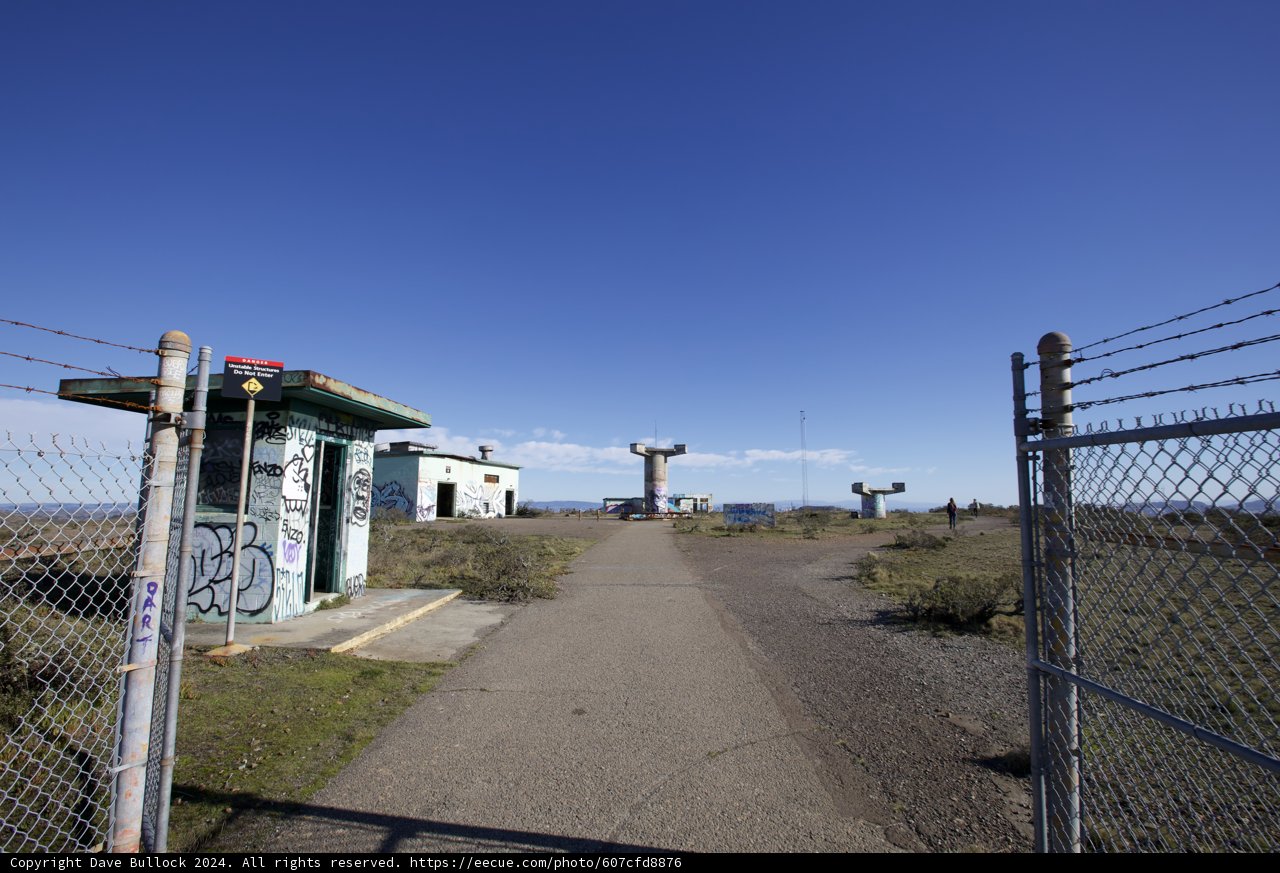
[
  {"left": 1071, "top": 280, "right": 1280, "bottom": 355},
  {"left": 0, "top": 382, "right": 159, "bottom": 414},
  {"left": 0, "top": 350, "right": 161, "bottom": 384},
  {"left": 1066, "top": 306, "right": 1280, "bottom": 367},
  {"left": 1069, "top": 371, "right": 1280, "bottom": 412},
  {"left": 0, "top": 318, "right": 159, "bottom": 355},
  {"left": 1070, "top": 332, "right": 1280, "bottom": 389}
]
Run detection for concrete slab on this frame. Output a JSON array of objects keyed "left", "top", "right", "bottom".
[
  {"left": 351, "top": 599, "right": 517, "bottom": 663},
  {"left": 183, "top": 588, "right": 461, "bottom": 652},
  {"left": 203, "top": 642, "right": 254, "bottom": 660}
]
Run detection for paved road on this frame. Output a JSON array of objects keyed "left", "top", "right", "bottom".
[{"left": 253, "top": 521, "right": 896, "bottom": 852}]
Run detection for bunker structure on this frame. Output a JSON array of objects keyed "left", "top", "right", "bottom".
[
  {"left": 373, "top": 441, "right": 520, "bottom": 521},
  {"left": 851, "top": 481, "right": 906, "bottom": 519},
  {"left": 629, "top": 443, "right": 686, "bottom": 514},
  {"left": 59, "top": 368, "right": 431, "bottom": 624}
]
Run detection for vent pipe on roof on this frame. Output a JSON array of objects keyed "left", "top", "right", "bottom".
[{"left": 479, "top": 445, "right": 494, "bottom": 461}]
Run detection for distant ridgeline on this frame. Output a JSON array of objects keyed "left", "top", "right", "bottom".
[{"left": 0, "top": 502, "right": 136, "bottom": 518}]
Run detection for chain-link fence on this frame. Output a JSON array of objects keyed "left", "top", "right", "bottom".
[
  {"left": 1014, "top": 300, "right": 1280, "bottom": 851},
  {"left": 0, "top": 433, "right": 149, "bottom": 852}
]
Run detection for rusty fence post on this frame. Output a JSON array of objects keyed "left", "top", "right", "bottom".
[
  {"left": 1038, "top": 331, "right": 1081, "bottom": 852},
  {"left": 110, "top": 331, "right": 190, "bottom": 852}
]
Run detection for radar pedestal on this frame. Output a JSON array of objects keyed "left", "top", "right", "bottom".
[
  {"left": 630, "top": 443, "right": 687, "bottom": 513},
  {"left": 851, "top": 482, "right": 906, "bottom": 519}
]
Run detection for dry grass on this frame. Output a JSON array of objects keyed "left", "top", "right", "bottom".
[
  {"left": 367, "top": 519, "right": 591, "bottom": 601},
  {"left": 168, "top": 647, "right": 449, "bottom": 851}
]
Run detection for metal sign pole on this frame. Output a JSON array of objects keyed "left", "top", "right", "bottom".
[
  {"left": 224, "top": 396, "right": 254, "bottom": 645},
  {"left": 212, "top": 356, "right": 282, "bottom": 653}
]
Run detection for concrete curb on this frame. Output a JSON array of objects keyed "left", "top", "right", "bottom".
[{"left": 330, "top": 589, "right": 462, "bottom": 654}]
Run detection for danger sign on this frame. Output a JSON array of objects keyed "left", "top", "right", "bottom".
[{"left": 222, "top": 356, "right": 284, "bottom": 402}]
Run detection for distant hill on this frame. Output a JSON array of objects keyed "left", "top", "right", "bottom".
[{"left": 527, "top": 500, "right": 601, "bottom": 511}]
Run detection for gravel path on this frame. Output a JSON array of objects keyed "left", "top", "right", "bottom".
[
  {"left": 675, "top": 517, "right": 1033, "bottom": 852},
  {"left": 244, "top": 520, "right": 897, "bottom": 853}
]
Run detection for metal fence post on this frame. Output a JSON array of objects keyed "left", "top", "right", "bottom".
[
  {"left": 110, "top": 330, "right": 190, "bottom": 853},
  {"left": 153, "top": 345, "right": 210, "bottom": 852},
  {"left": 1012, "top": 352, "right": 1048, "bottom": 852},
  {"left": 1038, "top": 331, "right": 1081, "bottom": 852}
]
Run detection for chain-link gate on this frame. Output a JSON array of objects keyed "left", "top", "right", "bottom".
[
  {"left": 1014, "top": 330, "right": 1280, "bottom": 852},
  {"left": 1, "top": 328, "right": 198, "bottom": 853},
  {"left": 0, "top": 434, "right": 150, "bottom": 851}
]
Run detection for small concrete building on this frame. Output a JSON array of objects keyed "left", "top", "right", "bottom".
[
  {"left": 603, "top": 497, "right": 645, "bottom": 516},
  {"left": 671, "top": 493, "right": 712, "bottom": 513},
  {"left": 373, "top": 442, "right": 520, "bottom": 521},
  {"left": 60, "top": 370, "right": 431, "bottom": 623}
]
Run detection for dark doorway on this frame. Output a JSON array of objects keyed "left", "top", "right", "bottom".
[
  {"left": 307, "top": 441, "right": 345, "bottom": 598},
  {"left": 437, "top": 482, "right": 456, "bottom": 518},
  {"left": 505, "top": 490, "right": 515, "bottom": 516}
]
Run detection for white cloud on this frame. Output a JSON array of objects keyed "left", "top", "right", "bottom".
[
  {"left": 849, "top": 464, "right": 911, "bottom": 476},
  {"left": 379, "top": 425, "right": 885, "bottom": 480}
]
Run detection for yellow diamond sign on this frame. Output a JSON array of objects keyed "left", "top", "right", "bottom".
[{"left": 241, "top": 377, "right": 265, "bottom": 397}]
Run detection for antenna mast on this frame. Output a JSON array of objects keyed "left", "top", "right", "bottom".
[{"left": 801, "top": 410, "right": 809, "bottom": 509}]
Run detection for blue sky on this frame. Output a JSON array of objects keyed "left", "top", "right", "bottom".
[{"left": 2, "top": 2, "right": 1277, "bottom": 506}]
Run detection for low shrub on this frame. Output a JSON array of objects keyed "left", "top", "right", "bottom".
[
  {"left": 905, "top": 573, "right": 1020, "bottom": 628},
  {"left": 853, "top": 552, "right": 893, "bottom": 588},
  {"left": 891, "top": 529, "right": 948, "bottom": 550},
  {"left": 799, "top": 510, "right": 831, "bottom": 540},
  {"left": 371, "top": 507, "right": 410, "bottom": 525}
]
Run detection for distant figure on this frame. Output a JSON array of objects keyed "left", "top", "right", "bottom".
[
  {"left": 971, "top": 498, "right": 980, "bottom": 516},
  {"left": 947, "top": 498, "right": 958, "bottom": 530}
]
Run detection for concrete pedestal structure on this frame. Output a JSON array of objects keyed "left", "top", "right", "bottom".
[
  {"left": 852, "top": 481, "right": 906, "bottom": 519},
  {"left": 630, "top": 443, "right": 687, "bottom": 513}
]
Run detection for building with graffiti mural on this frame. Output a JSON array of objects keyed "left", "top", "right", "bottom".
[
  {"left": 59, "top": 370, "right": 431, "bottom": 624},
  {"left": 373, "top": 441, "right": 519, "bottom": 521}
]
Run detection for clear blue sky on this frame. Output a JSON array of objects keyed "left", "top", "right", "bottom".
[{"left": 2, "top": 2, "right": 1277, "bottom": 506}]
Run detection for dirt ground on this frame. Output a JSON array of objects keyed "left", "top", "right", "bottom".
[{"left": 673, "top": 515, "right": 1033, "bottom": 852}]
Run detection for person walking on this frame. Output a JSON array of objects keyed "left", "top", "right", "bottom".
[{"left": 946, "top": 498, "right": 958, "bottom": 530}]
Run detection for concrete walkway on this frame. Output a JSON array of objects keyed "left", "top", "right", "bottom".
[
  {"left": 183, "top": 588, "right": 461, "bottom": 653},
  {"left": 253, "top": 522, "right": 895, "bottom": 853}
]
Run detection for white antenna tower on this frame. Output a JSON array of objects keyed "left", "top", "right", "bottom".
[{"left": 800, "top": 410, "right": 809, "bottom": 510}]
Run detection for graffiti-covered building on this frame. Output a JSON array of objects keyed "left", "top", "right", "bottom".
[
  {"left": 59, "top": 370, "right": 431, "bottom": 624},
  {"left": 373, "top": 442, "right": 519, "bottom": 521},
  {"left": 671, "top": 493, "right": 713, "bottom": 513}
]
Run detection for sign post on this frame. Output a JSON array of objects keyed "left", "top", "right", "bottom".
[{"left": 219, "top": 357, "right": 283, "bottom": 647}]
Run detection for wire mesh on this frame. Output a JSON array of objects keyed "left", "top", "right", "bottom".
[
  {"left": 0, "top": 432, "right": 148, "bottom": 852},
  {"left": 141, "top": 437, "right": 188, "bottom": 852},
  {"left": 1027, "top": 423, "right": 1279, "bottom": 851}
]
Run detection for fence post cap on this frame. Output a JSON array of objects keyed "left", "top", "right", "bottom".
[
  {"left": 159, "top": 330, "right": 191, "bottom": 354},
  {"left": 1037, "top": 331, "right": 1072, "bottom": 355}
]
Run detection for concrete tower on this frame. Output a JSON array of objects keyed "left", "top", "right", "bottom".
[
  {"left": 851, "top": 482, "right": 906, "bottom": 519},
  {"left": 630, "top": 443, "right": 687, "bottom": 513}
]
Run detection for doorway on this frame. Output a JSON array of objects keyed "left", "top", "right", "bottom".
[
  {"left": 437, "top": 482, "right": 456, "bottom": 518},
  {"left": 505, "top": 490, "right": 515, "bottom": 516},
  {"left": 306, "top": 440, "right": 345, "bottom": 599}
]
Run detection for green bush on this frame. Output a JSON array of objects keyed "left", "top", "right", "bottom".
[{"left": 905, "top": 573, "right": 1020, "bottom": 628}]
